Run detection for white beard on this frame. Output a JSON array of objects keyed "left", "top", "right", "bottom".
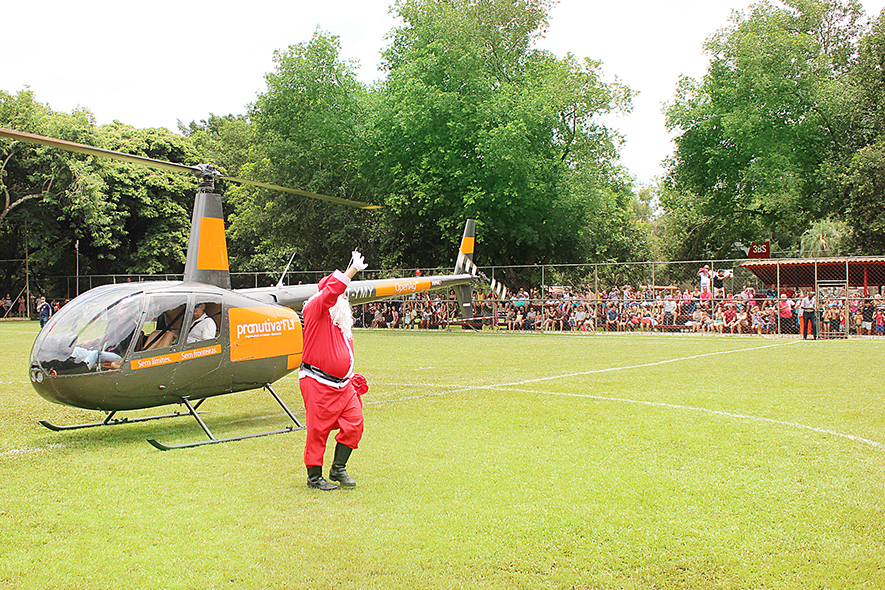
[{"left": 329, "top": 294, "right": 354, "bottom": 340}]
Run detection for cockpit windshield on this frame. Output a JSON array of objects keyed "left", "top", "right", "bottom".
[{"left": 32, "top": 287, "right": 145, "bottom": 375}]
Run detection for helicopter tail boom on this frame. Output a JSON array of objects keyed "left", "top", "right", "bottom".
[{"left": 239, "top": 219, "right": 484, "bottom": 314}]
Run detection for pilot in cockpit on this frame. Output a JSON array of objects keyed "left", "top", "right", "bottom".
[{"left": 70, "top": 302, "right": 141, "bottom": 370}]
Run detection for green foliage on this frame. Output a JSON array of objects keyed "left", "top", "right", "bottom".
[
  {"left": 664, "top": 0, "right": 868, "bottom": 258},
  {"left": 1, "top": 3, "right": 652, "bottom": 289},
  {"left": 181, "top": 114, "right": 256, "bottom": 178},
  {"left": 229, "top": 30, "right": 381, "bottom": 272},
  {"left": 8, "top": 0, "right": 885, "bottom": 296},
  {"left": 64, "top": 124, "right": 200, "bottom": 274},
  {"left": 799, "top": 217, "right": 850, "bottom": 256},
  {"left": 850, "top": 10, "right": 885, "bottom": 140},
  {"left": 372, "top": 0, "right": 640, "bottom": 267},
  {"left": 844, "top": 139, "right": 885, "bottom": 253},
  {"left": 0, "top": 92, "right": 205, "bottom": 292},
  {"left": 1, "top": 90, "right": 103, "bottom": 293}
]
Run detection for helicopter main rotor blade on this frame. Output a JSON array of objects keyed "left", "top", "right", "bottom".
[
  {"left": 0, "top": 127, "right": 381, "bottom": 209},
  {"left": 222, "top": 175, "right": 381, "bottom": 209},
  {"left": 0, "top": 127, "right": 198, "bottom": 176}
]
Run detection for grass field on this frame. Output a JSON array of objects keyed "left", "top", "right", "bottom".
[{"left": 1, "top": 321, "right": 884, "bottom": 589}]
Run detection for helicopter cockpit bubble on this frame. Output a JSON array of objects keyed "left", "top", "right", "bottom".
[{"left": 31, "top": 287, "right": 146, "bottom": 376}]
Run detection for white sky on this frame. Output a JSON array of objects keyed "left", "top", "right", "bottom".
[{"left": 3, "top": 0, "right": 883, "bottom": 186}]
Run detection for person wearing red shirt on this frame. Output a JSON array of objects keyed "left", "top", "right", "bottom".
[{"left": 299, "top": 251, "right": 369, "bottom": 490}]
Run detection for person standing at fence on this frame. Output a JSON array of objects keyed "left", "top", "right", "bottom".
[
  {"left": 712, "top": 270, "right": 726, "bottom": 300},
  {"left": 799, "top": 289, "right": 817, "bottom": 340},
  {"left": 777, "top": 294, "right": 792, "bottom": 334},
  {"left": 861, "top": 298, "right": 875, "bottom": 336},
  {"left": 663, "top": 295, "right": 677, "bottom": 326},
  {"left": 698, "top": 265, "right": 712, "bottom": 294},
  {"left": 37, "top": 297, "right": 52, "bottom": 328}
]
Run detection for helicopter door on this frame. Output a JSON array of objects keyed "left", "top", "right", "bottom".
[
  {"left": 137, "top": 295, "right": 187, "bottom": 352},
  {"left": 168, "top": 295, "right": 228, "bottom": 396},
  {"left": 116, "top": 294, "right": 188, "bottom": 405}
]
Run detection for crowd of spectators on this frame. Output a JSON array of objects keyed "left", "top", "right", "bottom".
[
  {"left": 0, "top": 294, "right": 64, "bottom": 320},
  {"left": 8, "top": 272, "right": 883, "bottom": 339},
  {"left": 353, "top": 279, "right": 885, "bottom": 338}
]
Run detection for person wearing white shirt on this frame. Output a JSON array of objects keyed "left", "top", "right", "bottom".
[
  {"left": 187, "top": 303, "right": 217, "bottom": 344},
  {"left": 799, "top": 290, "right": 817, "bottom": 340},
  {"left": 663, "top": 296, "right": 677, "bottom": 326}
]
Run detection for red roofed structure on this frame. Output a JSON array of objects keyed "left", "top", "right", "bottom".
[{"left": 739, "top": 256, "right": 885, "bottom": 295}]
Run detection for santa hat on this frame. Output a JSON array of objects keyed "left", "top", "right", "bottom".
[{"left": 317, "top": 269, "right": 351, "bottom": 295}]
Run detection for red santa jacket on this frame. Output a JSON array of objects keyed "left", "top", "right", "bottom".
[{"left": 300, "top": 269, "right": 354, "bottom": 383}]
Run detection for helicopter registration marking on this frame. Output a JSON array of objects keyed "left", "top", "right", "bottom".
[{"left": 130, "top": 345, "right": 221, "bottom": 371}]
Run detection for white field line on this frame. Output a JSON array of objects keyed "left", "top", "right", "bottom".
[
  {"left": 367, "top": 340, "right": 799, "bottom": 404},
  {"left": 365, "top": 339, "right": 885, "bottom": 450},
  {"left": 0, "top": 443, "right": 65, "bottom": 457},
  {"left": 7, "top": 340, "right": 875, "bottom": 455},
  {"left": 492, "top": 339, "right": 800, "bottom": 388},
  {"left": 497, "top": 387, "right": 885, "bottom": 450}
]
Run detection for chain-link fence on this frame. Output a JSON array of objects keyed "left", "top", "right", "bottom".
[
  {"left": 11, "top": 257, "right": 885, "bottom": 338},
  {"left": 350, "top": 258, "right": 885, "bottom": 339}
]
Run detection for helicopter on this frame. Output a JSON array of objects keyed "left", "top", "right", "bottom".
[{"left": 0, "top": 127, "right": 505, "bottom": 450}]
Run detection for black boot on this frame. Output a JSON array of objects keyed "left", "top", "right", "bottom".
[
  {"left": 328, "top": 443, "right": 357, "bottom": 487},
  {"left": 307, "top": 465, "right": 339, "bottom": 491}
]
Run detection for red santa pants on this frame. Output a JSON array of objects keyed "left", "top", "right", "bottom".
[{"left": 299, "top": 377, "right": 364, "bottom": 467}]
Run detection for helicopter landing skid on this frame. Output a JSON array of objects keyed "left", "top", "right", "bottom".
[
  {"left": 147, "top": 383, "right": 304, "bottom": 451},
  {"left": 39, "top": 401, "right": 208, "bottom": 432}
]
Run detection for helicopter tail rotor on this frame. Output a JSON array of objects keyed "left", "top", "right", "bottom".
[{"left": 451, "top": 220, "right": 509, "bottom": 324}]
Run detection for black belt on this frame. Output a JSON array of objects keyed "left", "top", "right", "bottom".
[{"left": 301, "top": 362, "right": 348, "bottom": 384}]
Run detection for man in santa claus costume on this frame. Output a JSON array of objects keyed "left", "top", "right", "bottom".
[{"left": 299, "top": 250, "right": 369, "bottom": 490}]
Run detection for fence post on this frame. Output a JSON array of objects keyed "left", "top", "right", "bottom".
[
  {"left": 594, "top": 264, "right": 599, "bottom": 332},
  {"left": 776, "top": 260, "right": 781, "bottom": 335},
  {"left": 846, "top": 259, "right": 850, "bottom": 340},
  {"left": 814, "top": 259, "right": 819, "bottom": 340}
]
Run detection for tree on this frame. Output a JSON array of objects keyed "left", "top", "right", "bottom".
[
  {"left": 0, "top": 90, "right": 108, "bottom": 293},
  {"left": 370, "top": 0, "right": 639, "bottom": 267},
  {"left": 0, "top": 90, "right": 207, "bottom": 295},
  {"left": 93, "top": 123, "right": 203, "bottom": 273},
  {"left": 838, "top": 10, "right": 885, "bottom": 252},
  {"left": 229, "top": 30, "right": 380, "bottom": 273},
  {"left": 664, "top": 0, "right": 867, "bottom": 258},
  {"left": 843, "top": 139, "right": 885, "bottom": 253},
  {"left": 799, "top": 218, "right": 850, "bottom": 256}
]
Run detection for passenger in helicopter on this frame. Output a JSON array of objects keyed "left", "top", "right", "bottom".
[{"left": 186, "top": 302, "right": 217, "bottom": 344}]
